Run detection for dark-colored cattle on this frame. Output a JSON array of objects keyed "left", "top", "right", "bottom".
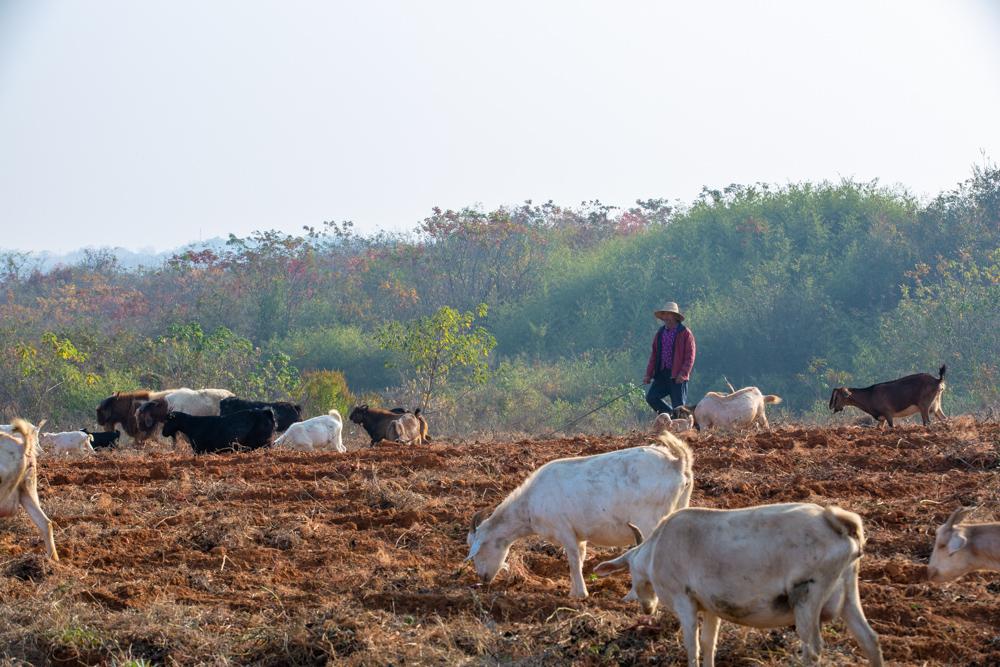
[
  {"left": 136, "top": 398, "right": 170, "bottom": 431},
  {"left": 161, "top": 409, "right": 276, "bottom": 454},
  {"left": 81, "top": 429, "right": 121, "bottom": 450},
  {"left": 96, "top": 391, "right": 152, "bottom": 438},
  {"left": 829, "top": 365, "right": 947, "bottom": 428},
  {"left": 349, "top": 405, "right": 427, "bottom": 445},
  {"left": 220, "top": 397, "right": 302, "bottom": 432}
]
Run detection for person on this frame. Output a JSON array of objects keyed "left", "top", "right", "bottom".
[{"left": 643, "top": 301, "right": 696, "bottom": 414}]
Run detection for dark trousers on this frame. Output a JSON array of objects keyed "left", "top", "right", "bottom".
[{"left": 645, "top": 370, "right": 688, "bottom": 414}]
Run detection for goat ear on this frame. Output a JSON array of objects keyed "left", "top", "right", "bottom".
[
  {"left": 465, "top": 538, "right": 482, "bottom": 561},
  {"left": 470, "top": 509, "right": 487, "bottom": 533},
  {"left": 627, "top": 522, "right": 645, "bottom": 546},
  {"left": 947, "top": 531, "right": 968, "bottom": 555},
  {"left": 945, "top": 506, "right": 976, "bottom": 529},
  {"left": 594, "top": 553, "right": 631, "bottom": 577}
]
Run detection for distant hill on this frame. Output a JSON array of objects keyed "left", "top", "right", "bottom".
[{"left": 28, "top": 237, "right": 229, "bottom": 270}]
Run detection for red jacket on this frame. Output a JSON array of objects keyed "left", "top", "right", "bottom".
[{"left": 644, "top": 324, "right": 696, "bottom": 382}]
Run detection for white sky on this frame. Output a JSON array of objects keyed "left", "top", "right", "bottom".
[{"left": 1, "top": 1, "right": 999, "bottom": 253}]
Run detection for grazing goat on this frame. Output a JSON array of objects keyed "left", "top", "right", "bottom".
[
  {"left": 162, "top": 409, "right": 276, "bottom": 454},
  {"left": 466, "top": 433, "right": 693, "bottom": 599},
  {"left": 595, "top": 502, "right": 883, "bottom": 666},
  {"left": 273, "top": 410, "right": 345, "bottom": 452},
  {"left": 927, "top": 506, "right": 1000, "bottom": 582},
  {"left": 350, "top": 405, "right": 424, "bottom": 445},
  {"left": 40, "top": 430, "right": 95, "bottom": 456},
  {"left": 682, "top": 386, "right": 782, "bottom": 431},
  {"left": 220, "top": 397, "right": 302, "bottom": 431},
  {"left": 81, "top": 429, "right": 120, "bottom": 450},
  {"left": 386, "top": 412, "right": 427, "bottom": 445},
  {"left": 652, "top": 412, "right": 695, "bottom": 435},
  {"left": 0, "top": 419, "right": 58, "bottom": 560},
  {"left": 829, "top": 365, "right": 947, "bottom": 428}
]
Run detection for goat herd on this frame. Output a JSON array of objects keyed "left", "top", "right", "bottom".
[{"left": 0, "top": 364, "right": 995, "bottom": 666}]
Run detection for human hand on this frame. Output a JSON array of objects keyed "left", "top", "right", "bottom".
[{"left": 642, "top": 377, "right": 651, "bottom": 385}]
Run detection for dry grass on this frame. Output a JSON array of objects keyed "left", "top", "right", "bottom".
[{"left": 0, "top": 422, "right": 997, "bottom": 664}]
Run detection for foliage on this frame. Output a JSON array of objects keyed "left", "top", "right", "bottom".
[
  {"left": 297, "top": 370, "right": 355, "bottom": 418},
  {"left": 0, "top": 165, "right": 997, "bottom": 431},
  {"left": 375, "top": 304, "right": 497, "bottom": 409}
]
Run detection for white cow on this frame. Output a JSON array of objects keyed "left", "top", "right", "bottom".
[
  {"left": 927, "top": 507, "right": 1000, "bottom": 582},
  {"left": 40, "top": 430, "right": 95, "bottom": 456},
  {"left": 465, "top": 432, "right": 693, "bottom": 599},
  {"left": 687, "top": 386, "right": 782, "bottom": 431},
  {"left": 273, "top": 410, "right": 344, "bottom": 452},
  {"left": 0, "top": 419, "right": 58, "bottom": 560},
  {"left": 164, "top": 387, "right": 234, "bottom": 415},
  {"left": 595, "top": 502, "right": 883, "bottom": 666}
]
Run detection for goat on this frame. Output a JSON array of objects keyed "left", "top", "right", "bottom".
[
  {"left": 829, "top": 365, "right": 946, "bottom": 428},
  {"left": 273, "top": 410, "right": 344, "bottom": 452},
  {"left": 80, "top": 428, "right": 120, "bottom": 450},
  {"left": 465, "top": 433, "right": 692, "bottom": 599},
  {"left": 0, "top": 419, "right": 58, "bottom": 560},
  {"left": 652, "top": 412, "right": 695, "bottom": 435},
  {"left": 595, "top": 502, "right": 883, "bottom": 666},
  {"left": 40, "top": 430, "right": 95, "bottom": 456},
  {"left": 927, "top": 506, "right": 1000, "bottom": 582},
  {"left": 386, "top": 412, "right": 426, "bottom": 445},
  {"left": 349, "top": 405, "right": 423, "bottom": 445},
  {"left": 684, "top": 387, "right": 782, "bottom": 431}
]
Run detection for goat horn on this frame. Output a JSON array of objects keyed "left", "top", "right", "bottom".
[
  {"left": 627, "top": 522, "right": 644, "bottom": 546},
  {"left": 470, "top": 509, "right": 487, "bottom": 533}
]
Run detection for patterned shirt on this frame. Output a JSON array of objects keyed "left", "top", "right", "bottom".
[{"left": 659, "top": 325, "right": 677, "bottom": 371}]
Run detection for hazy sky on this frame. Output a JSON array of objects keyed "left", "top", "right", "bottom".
[{"left": 2, "top": 1, "right": 999, "bottom": 253}]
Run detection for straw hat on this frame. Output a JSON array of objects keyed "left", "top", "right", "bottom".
[{"left": 654, "top": 302, "right": 684, "bottom": 322}]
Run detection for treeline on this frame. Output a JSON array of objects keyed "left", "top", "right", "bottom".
[{"left": 1, "top": 165, "right": 997, "bottom": 432}]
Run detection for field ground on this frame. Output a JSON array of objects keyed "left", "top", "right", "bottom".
[{"left": 0, "top": 420, "right": 998, "bottom": 665}]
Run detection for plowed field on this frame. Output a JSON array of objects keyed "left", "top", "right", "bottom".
[{"left": 1, "top": 419, "right": 998, "bottom": 665}]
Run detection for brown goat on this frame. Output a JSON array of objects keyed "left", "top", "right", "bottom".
[{"left": 829, "top": 365, "right": 946, "bottom": 428}]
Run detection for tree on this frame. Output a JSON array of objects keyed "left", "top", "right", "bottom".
[{"left": 375, "top": 304, "right": 496, "bottom": 409}]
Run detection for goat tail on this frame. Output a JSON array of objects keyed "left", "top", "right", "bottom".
[
  {"left": 0, "top": 418, "right": 36, "bottom": 501},
  {"left": 328, "top": 409, "right": 342, "bottom": 420},
  {"left": 655, "top": 431, "right": 693, "bottom": 476},
  {"left": 764, "top": 394, "right": 783, "bottom": 404},
  {"left": 823, "top": 505, "right": 866, "bottom": 551},
  {"left": 938, "top": 364, "right": 947, "bottom": 381}
]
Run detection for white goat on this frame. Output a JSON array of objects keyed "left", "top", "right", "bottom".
[
  {"left": 689, "top": 386, "right": 782, "bottom": 431},
  {"left": 927, "top": 507, "right": 1000, "bottom": 582},
  {"left": 595, "top": 502, "right": 882, "bottom": 666},
  {"left": 40, "top": 430, "right": 95, "bottom": 456},
  {"left": 652, "top": 412, "right": 695, "bottom": 435},
  {"left": 0, "top": 419, "right": 58, "bottom": 560},
  {"left": 1, "top": 424, "right": 42, "bottom": 455},
  {"left": 465, "top": 432, "right": 693, "bottom": 599},
  {"left": 273, "top": 410, "right": 344, "bottom": 452}
]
